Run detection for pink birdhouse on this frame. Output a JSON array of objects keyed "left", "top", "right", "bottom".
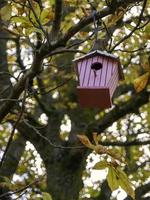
[{"left": 73, "top": 50, "right": 124, "bottom": 108}]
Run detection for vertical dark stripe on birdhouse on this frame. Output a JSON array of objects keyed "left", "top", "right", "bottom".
[
  {"left": 100, "top": 58, "right": 107, "bottom": 86},
  {"left": 87, "top": 57, "right": 94, "bottom": 86},
  {"left": 79, "top": 59, "right": 86, "bottom": 86},
  {"left": 83, "top": 57, "right": 93, "bottom": 86},
  {"left": 77, "top": 61, "right": 82, "bottom": 85},
  {"left": 104, "top": 58, "right": 109, "bottom": 86},
  {"left": 82, "top": 59, "right": 89, "bottom": 86},
  {"left": 98, "top": 56, "right": 104, "bottom": 86},
  {"left": 93, "top": 56, "right": 98, "bottom": 86},
  {"left": 105, "top": 58, "right": 112, "bottom": 85}
]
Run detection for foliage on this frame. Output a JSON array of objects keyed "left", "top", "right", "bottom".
[{"left": 0, "top": 0, "right": 150, "bottom": 200}]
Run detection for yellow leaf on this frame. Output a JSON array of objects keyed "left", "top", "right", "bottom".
[
  {"left": 77, "top": 135, "right": 94, "bottom": 149},
  {"left": 143, "top": 63, "right": 150, "bottom": 72},
  {"left": 105, "top": 7, "right": 125, "bottom": 28},
  {"left": 134, "top": 72, "right": 150, "bottom": 93}
]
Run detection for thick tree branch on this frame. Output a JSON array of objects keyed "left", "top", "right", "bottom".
[
  {"left": 97, "top": 90, "right": 149, "bottom": 133},
  {"left": 51, "top": 0, "right": 63, "bottom": 40},
  {"left": 0, "top": 78, "right": 28, "bottom": 168},
  {"left": 0, "top": 52, "right": 42, "bottom": 123}
]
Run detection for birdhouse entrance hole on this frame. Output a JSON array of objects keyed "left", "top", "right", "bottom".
[{"left": 91, "top": 62, "right": 102, "bottom": 71}]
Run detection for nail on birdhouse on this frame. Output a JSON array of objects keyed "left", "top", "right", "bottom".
[{"left": 73, "top": 50, "right": 124, "bottom": 108}]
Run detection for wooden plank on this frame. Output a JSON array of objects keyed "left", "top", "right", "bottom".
[
  {"left": 100, "top": 58, "right": 108, "bottom": 86},
  {"left": 94, "top": 56, "right": 103, "bottom": 87},
  {"left": 105, "top": 58, "right": 113, "bottom": 85},
  {"left": 79, "top": 59, "right": 88, "bottom": 86},
  {"left": 83, "top": 57, "right": 93, "bottom": 86},
  {"left": 107, "top": 66, "right": 119, "bottom": 97},
  {"left": 87, "top": 57, "right": 97, "bottom": 86},
  {"left": 76, "top": 61, "right": 82, "bottom": 84}
]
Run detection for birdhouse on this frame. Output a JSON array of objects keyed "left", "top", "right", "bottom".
[{"left": 73, "top": 50, "right": 124, "bottom": 108}]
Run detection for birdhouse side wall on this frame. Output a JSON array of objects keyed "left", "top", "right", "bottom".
[
  {"left": 99, "top": 58, "right": 117, "bottom": 87},
  {"left": 107, "top": 63, "right": 119, "bottom": 97}
]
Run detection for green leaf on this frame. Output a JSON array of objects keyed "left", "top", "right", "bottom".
[
  {"left": 40, "top": 9, "right": 51, "bottom": 24},
  {"left": 42, "top": 192, "right": 53, "bottom": 200},
  {"left": 0, "top": 4, "right": 12, "bottom": 21},
  {"left": 93, "top": 161, "right": 109, "bottom": 170},
  {"left": 117, "top": 168, "right": 135, "bottom": 199},
  {"left": 11, "top": 16, "right": 31, "bottom": 26},
  {"left": 29, "top": 2, "right": 41, "bottom": 25},
  {"left": 107, "top": 166, "right": 119, "bottom": 191}
]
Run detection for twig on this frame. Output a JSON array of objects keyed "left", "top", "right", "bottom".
[
  {"left": 110, "top": 0, "right": 148, "bottom": 52},
  {"left": 11, "top": 0, "right": 30, "bottom": 8},
  {"left": 137, "top": 19, "right": 150, "bottom": 29},
  {"left": 67, "top": 31, "right": 95, "bottom": 49},
  {"left": 23, "top": 120, "right": 85, "bottom": 149},
  {"left": 12, "top": 190, "right": 28, "bottom": 200},
  {"left": 0, "top": 98, "right": 22, "bottom": 102},
  {"left": 27, "top": 0, "right": 50, "bottom": 45},
  {"left": 102, "top": 20, "right": 112, "bottom": 50},
  {"left": 0, "top": 72, "right": 18, "bottom": 81},
  {"left": 0, "top": 78, "right": 29, "bottom": 168},
  {"left": 0, "top": 174, "right": 46, "bottom": 199},
  {"left": 44, "top": 48, "right": 85, "bottom": 58},
  {"left": 114, "top": 46, "right": 147, "bottom": 53},
  {"left": 99, "top": 139, "right": 150, "bottom": 146},
  {"left": 39, "top": 77, "right": 73, "bottom": 95}
]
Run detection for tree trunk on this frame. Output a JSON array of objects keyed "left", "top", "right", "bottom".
[{"left": 45, "top": 148, "right": 86, "bottom": 200}]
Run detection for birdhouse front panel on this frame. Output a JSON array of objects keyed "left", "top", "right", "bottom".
[{"left": 76, "top": 56, "right": 118, "bottom": 88}]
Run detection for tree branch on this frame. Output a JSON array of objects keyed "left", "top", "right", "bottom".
[
  {"left": 111, "top": 0, "right": 148, "bottom": 51},
  {"left": 0, "top": 51, "right": 42, "bottom": 123},
  {"left": 99, "top": 139, "right": 150, "bottom": 146},
  {"left": 0, "top": 78, "right": 28, "bottom": 168},
  {"left": 96, "top": 90, "right": 149, "bottom": 133},
  {"left": 51, "top": 0, "right": 63, "bottom": 40}
]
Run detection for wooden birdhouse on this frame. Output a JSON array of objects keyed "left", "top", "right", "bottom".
[{"left": 73, "top": 50, "right": 124, "bottom": 108}]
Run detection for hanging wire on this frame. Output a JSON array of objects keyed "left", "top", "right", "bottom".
[
  {"left": 87, "top": 0, "right": 112, "bottom": 51},
  {"left": 87, "top": 0, "right": 101, "bottom": 50},
  {"left": 92, "top": 9, "right": 98, "bottom": 43}
]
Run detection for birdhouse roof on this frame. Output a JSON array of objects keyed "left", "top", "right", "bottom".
[
  {"left": 73, "top": 50, "right": 124, "bottom": 80},
  {"left": 73, "top": 50, "right": 118, "bottom": 62}
]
